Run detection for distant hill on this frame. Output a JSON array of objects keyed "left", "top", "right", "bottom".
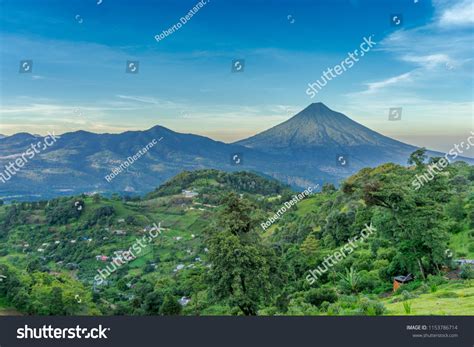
[{"left": 0, "top": 103, "right": 471, "bottom": 201}]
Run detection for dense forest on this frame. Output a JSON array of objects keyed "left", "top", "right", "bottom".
[{"left": 0, "top": 150, "right": 473, "bottom": 316}]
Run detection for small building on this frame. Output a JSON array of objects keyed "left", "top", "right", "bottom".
[
  {"left": 393, "top": 274, "right": 413, "bottom": 291},
  {"left": 455, "top": 259, "right": 474, "bottom": 265},
  {"left": 96, "top": 255, "right": 109, "bottom": 262},
  {"left": 178, "top": 296, "right": 191, "bottom": 306},
  {"left": 182, "top": 189, "right": 199, "bottom": 198},
  {"left": 113, "top": 230, "right": 126, "bottom": 235},
  {"left": 174, "top": 264, "right": 185, "bottom": 272}
]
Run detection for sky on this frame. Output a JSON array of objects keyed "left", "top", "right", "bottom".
[{"left": 0, "top": 0, "right": 473, "bottom": 154}]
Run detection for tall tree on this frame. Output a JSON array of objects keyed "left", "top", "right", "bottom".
[{"left": 207, "top": 193, "right": 273, "bottom": 315}]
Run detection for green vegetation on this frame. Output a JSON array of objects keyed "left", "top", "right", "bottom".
[{"left": 0, "top": 153, "right": 473, "bottom": 316}]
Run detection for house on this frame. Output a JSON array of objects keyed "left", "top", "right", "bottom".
[
  {"left": 393, "top": 274, "right": 413, "bottom": 291},
  {"left": 174, "top": 236, "right": 182, "bottom": 241},
  {"left": 96, "top": 255, "right": 109, "bottom": 262},
  {"left": 37, "top": 248, "right": 45, "bottom": 252},
  {"left": 65, "top": 262, "right": 79, "bottom": 269},
  {"left": 195, "top": 257, "right": 201, "bottom": 262},
  {"left": 455, "top": 259, "right": 474, "bottom": 265},
  {"left": 118, "top": 218, "right": 125, "bottom": 223},
  {"left": 174, "top": 264, "right": 185, "bottom": 272},
  {"left": 182, "top": 189, "right": 199, "bottom": 198},
  {"left": 113, "top": 230, "right": 126, "bottom": 235},
  {"left": 54, "top": 240, "right": 60, "bottom": 244},
  {"left": 178, "top": 296, "right": 191, "bottom": 306}
]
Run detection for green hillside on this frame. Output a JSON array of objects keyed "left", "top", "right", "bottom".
[{"left": 0, "top": 153, "right": 473, "bottom": 316}]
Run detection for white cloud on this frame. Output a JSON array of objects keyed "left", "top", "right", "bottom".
[
  {"left": 437, "top": 0, "right": 474, "bottom": 27},
  {"left": 361, "top": 72, "right": 413, "bottom": 94}
]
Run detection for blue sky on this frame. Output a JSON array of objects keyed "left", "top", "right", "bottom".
[{"left": 0, "top": 0, "right": 472, "bottom": 154}]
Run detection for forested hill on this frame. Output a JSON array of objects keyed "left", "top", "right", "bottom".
[{"left": 0, "top": 152, "right": 473, "bottom": 316}]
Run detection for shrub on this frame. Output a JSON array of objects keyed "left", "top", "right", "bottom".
[
  {"left": 326, "top": 303, "right": 341, "bottom": 316},
  {"left": 402, "top": 301, "right": 412, "bottom": 314},
  {"left": 358, "top": 297, "right": 385, "bottom": 316},
  {"left": 305, "top": 287, "right": 338, "bottom": 307},
  {"left": 460, "top": 264, "right": 474, "bottom": 279},
  {"left": 358, "top": 270, "right": 382, "bottom": 292},
  {"left": 401, "top": 290, "right": 415, "bottom": 301},
  {"left": 427, "top": 275, "right": 448, "bottom": 286}
]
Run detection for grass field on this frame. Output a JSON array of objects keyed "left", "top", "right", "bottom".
[{"left": 383, "top": 281, "right": 474, "bottom": 315}]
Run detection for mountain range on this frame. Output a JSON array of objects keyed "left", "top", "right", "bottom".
[{"left": 0, "top": 103, "right": 470, "bottom": 201}]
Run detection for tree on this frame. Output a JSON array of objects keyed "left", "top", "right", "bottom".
[
  {"left": 300, "top": 234, "right": 319, "bottom": 256},
  {"left": 322, "top": 183, "right": 336, "bottom": 193},
  {"left": 445, "top": 197, "right": 466, "bottom": 222},
  {"left": 160, "top": 294, "right": 181, "bottom": 315},
  {"left": 207, "top": 193, "right": 273, "bottom": 315},
  {"left": 48, "top": 287, "right": 65, "bottom": 315},
  {"left": 408, "top": 148, "right": 427, "bottom": 168},
  {"left": 338, "top": 267, "right": 360, "bottom": 293},
  {"left": 360, "top": 161, "right": 450, "bottom": 279}
]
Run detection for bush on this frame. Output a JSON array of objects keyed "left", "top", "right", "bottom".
[
  {"left": 460, "top": 264, "right": 474, "bottom": 279},
  {"left": 427, "top": 275, "right": 448, "bottom": 286},
  {"left": 305, "top": 287, "right": 338, "bottom": 307},
  {"left": 401, "top": 290, "right": 415, "bottom": 301},
  {"left": 159, "top": 295, "right": 182, "bottom": 315},
  {"left": 326, "top": 303, "right": 341, "bottom": 316},
  {"left": 358, "top": 297, "right": 385, "bottom": 316},
  {"left": 358, "top": 270, "right": 383, "bottom": 292}
]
